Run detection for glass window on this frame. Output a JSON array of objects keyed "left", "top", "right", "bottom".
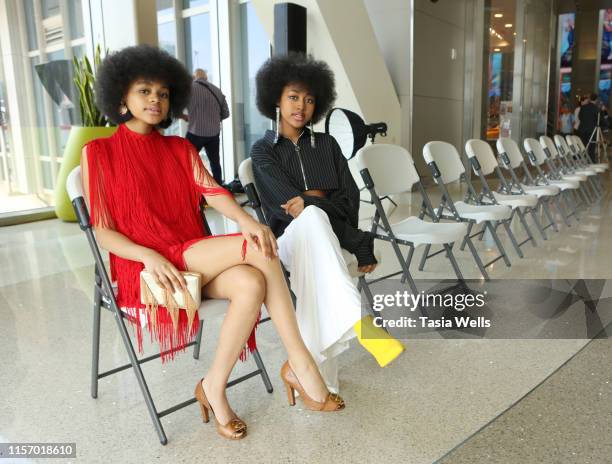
[
  {"left": 157, "top": 0, "right": 174, "bottom": 16},
  {"left": 72, "top": 45, "right": 85, "bottom": 59},
  {"left": 239, "top": 2, "right": 271, "bottom": 155},
  {"left": 41, "top": 160, "right": 53, "bottom": 189},
  {"left": 184, "top": 13, "right": 212, "bottom": 76},
  {"left": 41, "top": 0, "right": 60, "bottom": 18},
  {"left": 68, "top": 0, "right": 85, "bottom": 39},
  {"left": 0, "top": 38, "right": 11, "bottom": 186},
  {"left": 46, "top": 50, "right": 73, "bottom": 158},
  {"left": 483, "top": 0, "right": 516, "bottom": 140},
  {"left": 30, "top": 56, "right": 50, "bottom": 159},
  {"left": 158, "top": 21, "right": 177, "bottom": 57},
  {"left": 24, "top": 0, "right": 38, "bottom": 51},
  {"left": 183, "top": 0, "right": 209, "bottom": 9}
]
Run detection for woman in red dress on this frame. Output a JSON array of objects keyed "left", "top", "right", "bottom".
[{"left": 82, "top": 45, "right": 344, "bottom": 441}]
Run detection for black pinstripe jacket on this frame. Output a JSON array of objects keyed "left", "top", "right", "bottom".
[{"left": 251, "top": 129, "right": 360, "bottom": 239}]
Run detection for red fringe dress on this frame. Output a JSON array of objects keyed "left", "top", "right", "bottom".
[{"left": 86, "top": 123, "right": 256, "bottom": 360}]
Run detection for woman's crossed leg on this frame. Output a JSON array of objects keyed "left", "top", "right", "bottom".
[{"left": 183, "top": 234, "right": 329, "bottom": 426}]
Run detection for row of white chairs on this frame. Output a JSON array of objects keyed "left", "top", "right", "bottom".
[{"left": 353, "top": 134, "right": 608, "bottom": 284}]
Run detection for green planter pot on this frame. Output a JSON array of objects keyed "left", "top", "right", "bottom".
[{"left": 54, "top": 126, "right": 117, "bottom": 221}]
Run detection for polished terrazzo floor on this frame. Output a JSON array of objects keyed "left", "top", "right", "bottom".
[{"left": 1, "top": 172, "right": 611, "bottom": 463}]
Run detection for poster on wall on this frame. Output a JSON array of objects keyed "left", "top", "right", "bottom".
[
  {"left": 560, "top": 13, "right": 575, "bottom": 68},
  {"left": 558, "top": 13, "right": 575, "bottom": 130},
  {"left": 600, "top": 9, "right": 612, "bottom": 66},
  {"left": 599, "top": 9, "right": 612, "bottom": 106}
]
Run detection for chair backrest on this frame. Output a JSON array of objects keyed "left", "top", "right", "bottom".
[
  {"left": 465, "top": 139, "right": 498, "bottom": 175},
  {"left": 539, "top": 135, "right": 559, "bottom": 160},
  {"left": 554, "top": 134, "right": 570, "bottom": 156},
  {"left": 523, "top": 138, "right": 547, "bottom": 165},
  {"left": 496, "top": 137, "right": 524, "bottom": 169},
  {"left": 67, "top": 166, "right": 84, "bottom": 201},
  {"left": 238, "top": 157, "right": 267, "bottom": 224},
  {"left": 574, "top": 135, "right": 586, "bottom": 151},
  {"left": 355, "top": 144, "right": 421, "bottom": 196},
  {"left": 238, "top": 157, "right": 255, "bottom": 187},
  {"left": 422, "top": 141, "right": 465, "bottom": 184}
]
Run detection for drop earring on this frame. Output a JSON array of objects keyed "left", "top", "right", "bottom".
[
  {"left": 117, "top": 103, "right": 133, "bottom": 123},
  {"left": 309, "top": 121, "right": 315, "bottom": 148},
  {"left": 274, "top": 106, "right": 280, "bottom": 143}
]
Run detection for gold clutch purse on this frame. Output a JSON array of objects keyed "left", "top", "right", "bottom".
[{"left": 140, "top": 270, "right": 202, "bottom": 331}]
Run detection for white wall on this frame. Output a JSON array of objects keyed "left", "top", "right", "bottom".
[
  {"left": 363, "top": 0, "right": 413, "bottom": 152},
  {"left": 412, "top": 0, "right": 469, "bottom": 173},
  {"left": 252, "top": 0, "right": 401, "bottom": 144}
]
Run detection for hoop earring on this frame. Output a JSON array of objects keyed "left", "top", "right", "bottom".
[
  {"left": 274, "top": 106, "right": 280, "bottom": 143},
  {"left": 309, "top": 121, "right": 315, "bottom": 148},
  {"left": 117, "top": 103, "right": 133, "bottom": 123}
]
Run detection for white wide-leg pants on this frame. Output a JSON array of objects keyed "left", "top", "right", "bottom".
[{"left": 277, "top": 206, "right": 362, "bottom": 392}]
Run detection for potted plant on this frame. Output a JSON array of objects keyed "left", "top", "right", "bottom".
[{"left": 54, "top": 45, "right": 116, "bottom": 221}]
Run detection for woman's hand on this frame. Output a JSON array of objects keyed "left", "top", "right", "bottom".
[
  {"left": 239, "top": 216, "right": 278, "bottom": 260},
  {"left": 281, "top": 196, "right": 305, "bottom": 218},
  {"left": 141, "top": 249, "right": 186, "bottom": 293}
]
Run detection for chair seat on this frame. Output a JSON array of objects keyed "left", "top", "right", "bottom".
[
  {"left": 573, "top": 169, "right": 597, "bottom": 176},
  {"left": 561, "top": 173, "right": 587, "bottom": 182},
  {"left": 492, "top": 191, "right": 538, "bottom": 209},
  {"left": 589, "top": 163, "right": 608, "bottom": 171},
  {"left": 544, "top": 179, "right": 579, "bottom": 190},
  {"left": 343, "top": 248, "right": 383, "bottom": 277},
  {"left": 518, "top": 184, "right": 560, "bottom": 197},
  {"left": 454, "top": 201, "right": 512, "bottom": 223},
  {"left": 382, "top": 216, "right": 468, "bottom": 247}
]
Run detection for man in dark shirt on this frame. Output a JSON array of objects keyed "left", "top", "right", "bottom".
[
  {"left": 183, "top": 69, "right": 229, "bottom": 185},
  {"left": 578, "top": 93, "right": 602, "bottom": 162}
]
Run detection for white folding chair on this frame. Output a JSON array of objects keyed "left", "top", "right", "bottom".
[
  {"left": 567, "top": 135, "right": 610, "bottom": 172},
  {"left": 495, "top": 137, "right": 561, "bottom": 235},
  {"left": 423, "top": 141, "right": 513, "bottom": 277},
  {"left": 539, "top": 135, "right": 594, "bottom": 204},
  {"left": 553, "top": 134, "right": 603, "bottom": 198},
  {"left": 465, "top": 139, "right": 539, "bottom": 249},
  {"left": 67, "top": 166, "right": 273, "bottom": 445},
  {"left": 355, "top": 144, "right": 480, "bottom": 284},
  {"left": 523, "top": 138, "right": 582, "bottom": 226}
]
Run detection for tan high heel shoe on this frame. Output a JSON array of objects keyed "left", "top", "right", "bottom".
[
  {"left": 194, "top": 379, "right": 247, "bottom": 440},
  {"left": 280, "top": 361, "right": 345, "bottom": 412}
]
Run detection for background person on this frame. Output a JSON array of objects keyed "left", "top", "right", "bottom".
[
  {"left": 578, "top": 93, "right": 602, "bottom": 162},
  {"left": 183, "top": 68, "right": 229, "bottom": 185}
]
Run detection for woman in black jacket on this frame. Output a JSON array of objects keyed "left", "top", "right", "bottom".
[{"left": 251, "top": 53, "right": 404, "bottom": 393}]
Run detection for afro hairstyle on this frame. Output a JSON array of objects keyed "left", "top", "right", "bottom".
[
  {"left": 94, "top": 44, "right": 192, "bottom": 126},
  {"left": 255, "top": 52, "right": 336, "bottom": 124}
]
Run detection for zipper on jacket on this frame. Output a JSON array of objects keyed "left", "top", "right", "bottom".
[{"left": 291, "top": 138, "right": 310, "bottom": 190}]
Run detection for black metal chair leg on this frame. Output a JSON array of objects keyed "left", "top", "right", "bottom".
[
  {"left": 91, "top": 278, "right": 102, "bottom": 399},
  {"left": 251, "top": 348, "right": 273, "bottom": 393},
  {"left": 193, "top": 321, "right": 203, "bottom": 360}
]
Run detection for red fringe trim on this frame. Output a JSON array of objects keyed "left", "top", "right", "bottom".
[{"left": 112, "top": 238, "right": 258, "bottom": 364}]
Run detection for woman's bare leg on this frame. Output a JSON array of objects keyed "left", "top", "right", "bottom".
[
  {"left": 198, "top": 264, "right": 264, "bottom": 425},
  {"left": 184, "top": 236, "right": 329, "bottom": 418}
]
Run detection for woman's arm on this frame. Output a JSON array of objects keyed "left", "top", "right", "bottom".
[
  {"left": 81, "top": 146, "right": 186, "bottom": 291},
  {"left": 187, "top": 143, "right": 277, "bottom": 259},
  {"left": 205, "top": 192, "right": 278, "bottom": 259}
]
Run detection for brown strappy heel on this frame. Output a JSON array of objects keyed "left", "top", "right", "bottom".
[
  {"left": 280, "top": 361, "right": 345, "bottom": 412},
  {"left": 194, "top": 379, "right": 247, "bottom": 440}
]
